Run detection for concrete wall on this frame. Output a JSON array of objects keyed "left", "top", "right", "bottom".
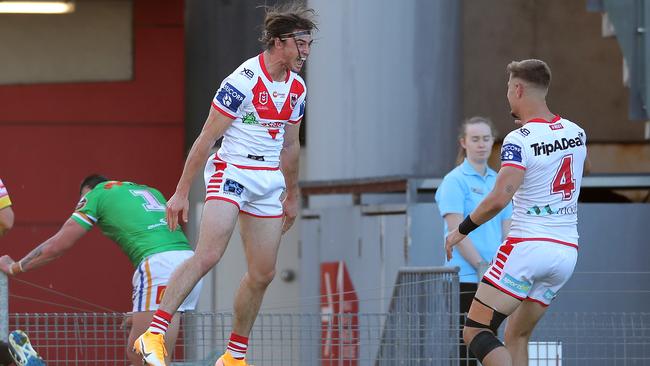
[
  {"left": 300, "top": 207, "right": 410, "bottom": 315},
  {"left": 305, "top": 0, "right": 461, "bottom": 180}
]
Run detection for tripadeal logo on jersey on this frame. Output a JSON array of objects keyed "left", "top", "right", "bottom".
[{"left": 530, "top": 135, "right": 584, "bottom": 156}]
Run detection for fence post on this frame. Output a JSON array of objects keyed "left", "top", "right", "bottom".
[{"left": 0, "top": 273, "right": 7, "bottom": 341}]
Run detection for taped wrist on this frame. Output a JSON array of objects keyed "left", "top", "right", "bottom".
[
  {"left": 458, "top": 215, "right": 479, "bottom": 235},
  {"left": 9, "top": 261, "right": 23, "bottom": 276}
]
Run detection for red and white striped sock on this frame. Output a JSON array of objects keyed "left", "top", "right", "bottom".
[
  {"left": 226, "top": 333, "right": 249, "bottom": 360},
  {"left": 147, "top": 309, "right": 172, "bottom": 335}
]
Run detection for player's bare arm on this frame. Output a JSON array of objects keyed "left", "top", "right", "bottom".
[
  {"left": 445, "top": 166, "right": 525, "bottom": 260},
  {"left": 166, "top": 107, "right": 234, "bottom": 231},
  {"left": 280, "top": 122, "right": 301, "bottom": 234},
  {"left": 0, "top": 218, "right": 87, "bottom": 276},
  {"left": 0, "top": 206, "right": 14, "bottom": 237}
]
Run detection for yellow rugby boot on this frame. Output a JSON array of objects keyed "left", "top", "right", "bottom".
[
  {"left": 215, "top": 352, "right": 251, "bottom": 366},
  {"left": 133, "top": 330, "right": 168, "bottom": 366}
]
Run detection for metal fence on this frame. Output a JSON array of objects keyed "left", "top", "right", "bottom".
[
  {"left": 376, "top": 267, "right": 459, "bottom": 366},
  {"left": 4, "top": 265, "right": 650, "bottom": 365},
  {"left": 8, "top": 311, "right": 650, "bottom": 365}
]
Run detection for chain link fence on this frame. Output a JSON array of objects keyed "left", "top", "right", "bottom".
[
  {"left": 4, "top": 268, "right": 650, "bottom": 365},
  {"left": 8, "top": 311, "right": 650, "bottom": 365}
]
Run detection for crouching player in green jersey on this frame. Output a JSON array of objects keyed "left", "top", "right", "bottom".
[{"left": 0, "top": 175, "right": 202, "bottom": 365}]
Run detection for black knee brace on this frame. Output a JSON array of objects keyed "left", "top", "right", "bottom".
[{"left": 468, "top": 330, "right": 504, "bottom": 363}]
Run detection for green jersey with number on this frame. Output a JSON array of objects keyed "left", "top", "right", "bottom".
[{"left": 71, "top": 181, "right": 191, "bottom": 266}]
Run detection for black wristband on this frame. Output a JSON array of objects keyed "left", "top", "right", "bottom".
[{"left": 458, "top": 215, "right": 479, "bottom": 235}]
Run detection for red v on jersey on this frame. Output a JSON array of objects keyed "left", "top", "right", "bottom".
[{"left": 252, "top": 77, "right": 305, "bottom": 121}]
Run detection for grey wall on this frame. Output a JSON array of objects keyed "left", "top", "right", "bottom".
[
  {"left": 300, "top": 207, "right": 409, "bottom": 315},
  {"left": 305, "top": 0, "right": 461, "bottom": 180}
]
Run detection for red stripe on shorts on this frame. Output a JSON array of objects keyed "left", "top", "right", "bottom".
[
  {"left": 494, "top": 260, "right": 505, "bottom": 269},
  {"left": 506, "top": 237, "right": 578, "bottom": 249}
]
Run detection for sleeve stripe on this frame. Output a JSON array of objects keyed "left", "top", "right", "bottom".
[
  {"left": 211, "top": 101, "right": 237, "bottom": 119},
  {"left": 73, "top": 212, "right": 95, "bottom": 226},
  {"left": 502, "top": 163, "right": 526, "bottom": 170},
  {"left": 288, "top": 116, "right": 303, "bottom": 125}
]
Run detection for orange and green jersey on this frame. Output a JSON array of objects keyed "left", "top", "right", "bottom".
[
  {"left": 0, "top": 178, "right": 11, "bottom": 210},
  {"left": 71, "top": 181, "right": 191, "bottom": 267}
]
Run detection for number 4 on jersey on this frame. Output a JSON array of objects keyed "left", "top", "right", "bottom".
[{"left": 551, "top": 155, "right": 576, "bottom": 200}]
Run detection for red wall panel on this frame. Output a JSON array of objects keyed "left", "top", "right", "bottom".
[
  {"left": 4, "top": 226, "right": 133, "bottom": 313},
  {"left": 0, "top": 0, "right": 186, "bottom": 314},
  {"left": 1, "top": 125, "right": 184, "bottom": 221}
]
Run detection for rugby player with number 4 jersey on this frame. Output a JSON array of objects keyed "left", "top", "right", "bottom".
[{"left": 445, "top": 59, "right": 588, "bottom": 366}]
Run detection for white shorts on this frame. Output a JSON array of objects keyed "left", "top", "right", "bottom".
[
  {"left": 482, "top": 237, "right": 578, "bottom": 306},
  {"left": 203, "top": 153, "right": 286, "bottom": 218},
  {"left": 132, "top": 250, "right": 202, "bottom": 312}
]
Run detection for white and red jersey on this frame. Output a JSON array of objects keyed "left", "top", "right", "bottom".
[
  {"left": 500, "top": 115, "right": 587, "bottom": 246},
  {"left": 211, "top": 53, "right": 306, "bottom": 168}
]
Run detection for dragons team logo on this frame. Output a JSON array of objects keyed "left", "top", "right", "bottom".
[
  {"left": 259, "top": 91, "right": 269, "bottom": 105},
  {"left": 290, "top": 93, "right": 298, "bottom": 109}
]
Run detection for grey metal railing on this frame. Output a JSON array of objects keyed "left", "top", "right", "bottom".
[{"left": 376, "top": 267, "right": 459, "bottom": 366}]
